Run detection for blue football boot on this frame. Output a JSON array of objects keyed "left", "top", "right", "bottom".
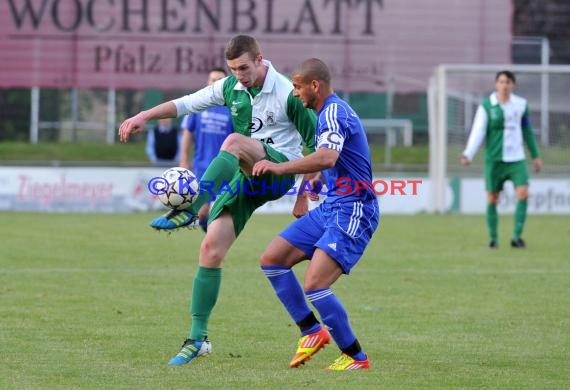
[
  {"left": 150, "top": 209, "right": 198, "bottom": 230},
  {"left": 168, "top": 339, "right": 212, "bottom": 366}
]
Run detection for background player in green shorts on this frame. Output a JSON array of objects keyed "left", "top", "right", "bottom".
[
  {"left": 461, "top": 70, "right": 542, "bottom": 249},
  {"left": 118, "top": 35, "right": 317, "bottom": 365}
]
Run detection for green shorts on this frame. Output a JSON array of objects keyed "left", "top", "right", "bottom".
[
  {"left": 208, "top": 143, "right": 296, "bottom": 237},
  {"left": 485, "top": 160, "right": 529, "bottom": 193}
]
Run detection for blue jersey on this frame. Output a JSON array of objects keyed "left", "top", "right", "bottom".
[
  {"left": 181, "top": 106, "right": 234, "bottom": 178},
  {"left": 316, "top": 93, "right": 375, "bottom": 203}
]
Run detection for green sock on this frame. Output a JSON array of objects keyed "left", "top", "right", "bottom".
[
  {"left": 189, "top": 267, "right": 222, "bottom": 341},
  {"left": 190, "top": 150, "right": 239, "bottom": 214},
  {"left": 486, "top": 203, "right": 498, "bottom": 241},
  {"left": 513, "top": 199, "right": 527, "bottom": 240}
]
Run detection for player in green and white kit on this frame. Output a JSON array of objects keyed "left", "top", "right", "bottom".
[
  {"left": 461, "top": 70, "right": 542, "bottom": 249},
  {"left": 118, "top": 35, "right": 316, "bottom": 365}
]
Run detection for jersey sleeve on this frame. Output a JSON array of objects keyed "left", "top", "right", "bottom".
[
  {"left": 462, "top": 104, "right": 488, "bottom": 161},
  {"left": 316, "top": 103, "right": 348, "bottom": 153},
  {"left": 286, "top": 91, "right": 317, "bottom": 152},
  {"left": 171, "top": 77, "right": 228, "bottom": 117},
  {"left": 521, "top": 105, "right": 540, "bottom": 158}
]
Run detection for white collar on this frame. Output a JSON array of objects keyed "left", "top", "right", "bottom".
[{"left": 490, "top": 92, "right": 513, "bottom": 106}]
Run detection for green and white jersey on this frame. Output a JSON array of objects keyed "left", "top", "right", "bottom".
[
  {"left": 463, "top": 92, "right": 540, "bottom": 163},
  {"left": 171, "top": 60, "right": 316, "bottom": 161}
]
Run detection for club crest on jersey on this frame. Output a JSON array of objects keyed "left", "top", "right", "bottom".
[{"left": 265, "top": 111, "right": 276, "bottom": 126}]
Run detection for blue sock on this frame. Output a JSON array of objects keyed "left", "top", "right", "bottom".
[
  {"left": 306, "top": 288, "right": 366, "bottom": 360},
  {"left": 262, "top": 266, "right": 319, "bottom": 335}
]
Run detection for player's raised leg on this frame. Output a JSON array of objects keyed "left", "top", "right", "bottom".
[
  {"left": 169, "top": 211, "right": 236, "bottom": 365},
  {"left": 151, "top": 134, "right": 265, "bottom": 230}
]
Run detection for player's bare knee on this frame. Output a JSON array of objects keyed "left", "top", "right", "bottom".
[
  {"left": 221, "top": 134, "right": 263, "bottom": 164},
  {"left": 516, "top": 186, "right": 529, "bottom": 200},
  {"left": 303, "top": 277, "right": 325, "bottom": 291},
  {"left": 220, "top": 133, "right": 247, "bottom": 155},
  {"left": 260, "top": 251, "right": 277, "bottom": 267},
  {"left": 260, "top": 250, "right": 302, "bottom": 268},
  {"left": 199, "top": 239, "right": 224, "bottom": 266},
  {"left": 487, "top": 192, "right": 500, "bottom": 204}
]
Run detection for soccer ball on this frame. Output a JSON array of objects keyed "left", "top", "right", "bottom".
[{"left": 157, "top": 167, "right": 199, "bottom": 210}]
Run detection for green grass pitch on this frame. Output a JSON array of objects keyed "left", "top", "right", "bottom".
[{"left": 1, "top": 213, "right": 569, "bottom": 389}]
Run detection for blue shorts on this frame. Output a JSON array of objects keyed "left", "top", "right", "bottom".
[{"left": 280, "top": 200, "right": 380, "bottom": 274}]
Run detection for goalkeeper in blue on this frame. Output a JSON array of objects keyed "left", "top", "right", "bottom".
[
  {"left": 461, "top": 70, "right": 542, "bottom": 249},
  {"left": 252, "top": 58, "right": 380, "bottom": 371}
]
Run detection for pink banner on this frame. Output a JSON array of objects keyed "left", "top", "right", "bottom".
[{"left": 0, "top": 0, "right": 512, "bottom": 91}]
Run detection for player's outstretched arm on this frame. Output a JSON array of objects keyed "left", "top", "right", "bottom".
[{"left": 118, "top": 102, "right": 178, "bottom": 143}]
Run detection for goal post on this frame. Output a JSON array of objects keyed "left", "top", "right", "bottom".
[{"left": 428, "top": 64, "right": 570, "bottom": 213}]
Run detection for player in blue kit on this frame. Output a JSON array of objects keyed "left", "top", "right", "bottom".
[
  {"left": 179, "top": 68, "right": 234, "bottom": 231},
  {"left": 252, "top": 58, "right": 380, "bottom": 371}
]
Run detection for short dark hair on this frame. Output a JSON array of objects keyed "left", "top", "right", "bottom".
[
  {"left": 293, "top": 58, "right": 331, "bottom": 85},
  {"left": 225, "top": 35, "right": 261, "bottom": 61},
  {"left": 209, "top": 67, "right": 227, "bottom": 75},
  {"left": 496, "top": 70, "right": 516, "bottom": 83}
]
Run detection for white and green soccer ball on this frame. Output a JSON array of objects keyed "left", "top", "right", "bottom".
[{"left": 158, "top": 167, "right": 199, "bottom": 210}]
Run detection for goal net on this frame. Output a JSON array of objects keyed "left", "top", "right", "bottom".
[{"left": 428, "top": 64, "right": 570, "bottom": 213}]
